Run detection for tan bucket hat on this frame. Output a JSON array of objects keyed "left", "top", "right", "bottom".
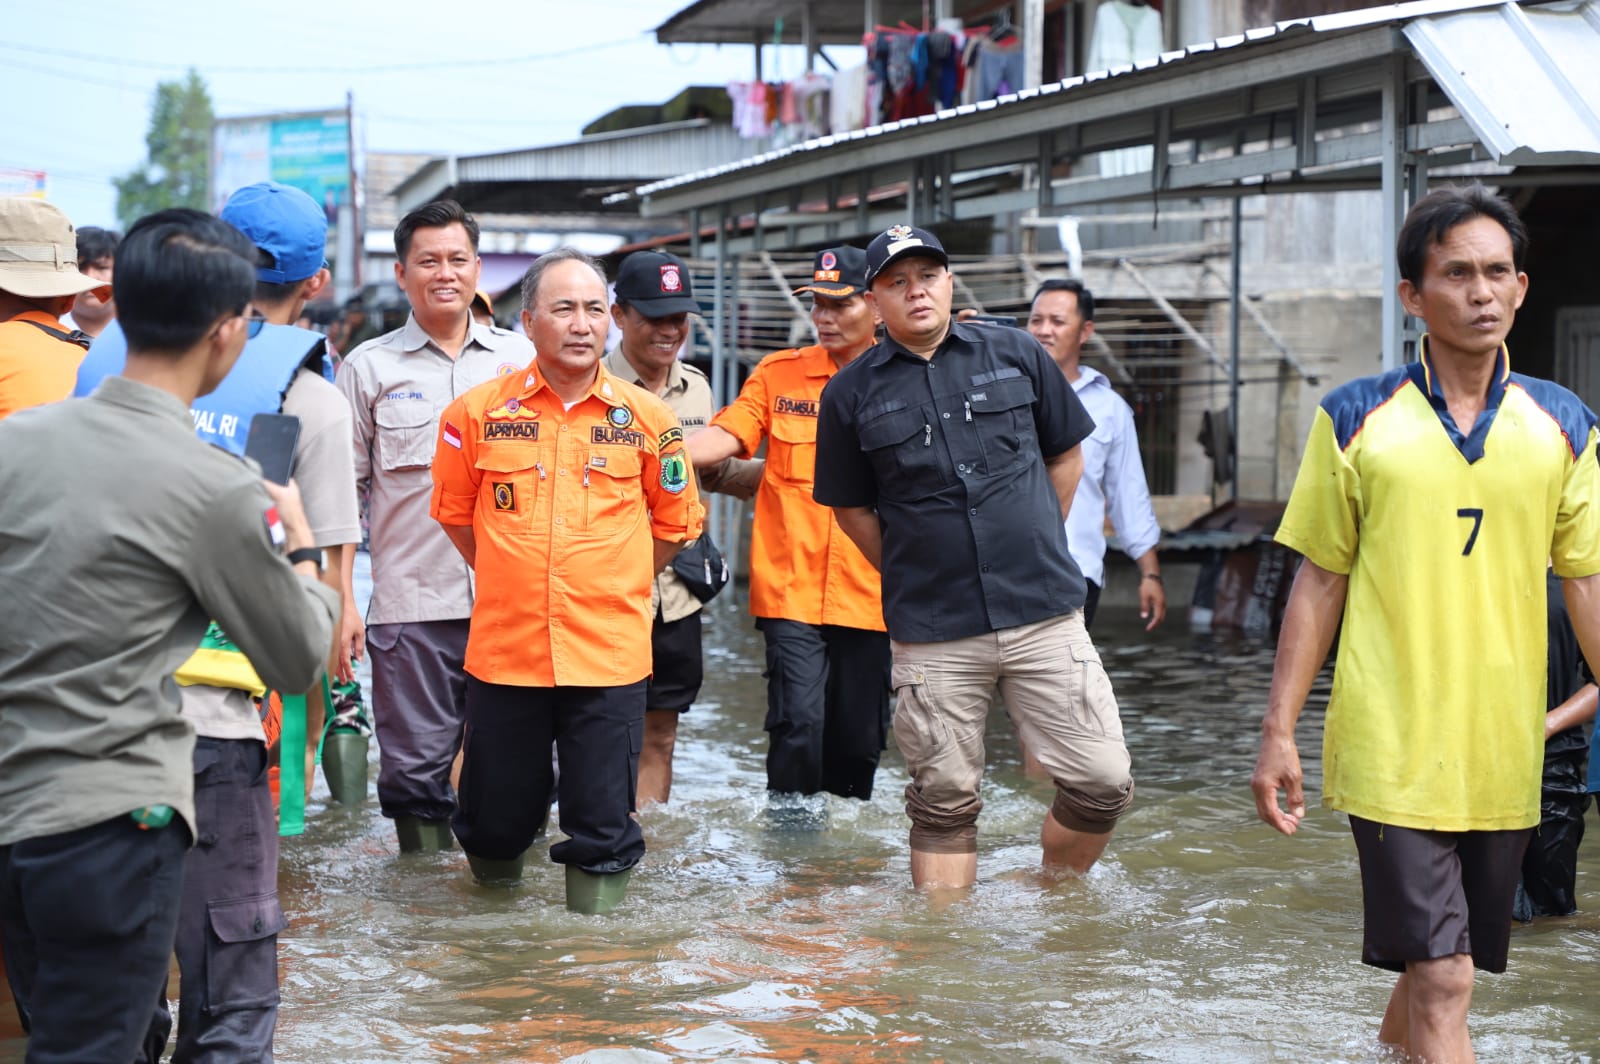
[{"left": 0, "top": 197, "right": 109, "bottom": 299}]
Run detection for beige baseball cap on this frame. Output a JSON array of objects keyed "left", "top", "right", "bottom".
[{"left": 0, "top": 197, "right": 110, "bottom": 300}]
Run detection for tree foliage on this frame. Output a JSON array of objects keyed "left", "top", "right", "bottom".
[{"left": 114, "top": 69, "right": 214, "bottom": 229}]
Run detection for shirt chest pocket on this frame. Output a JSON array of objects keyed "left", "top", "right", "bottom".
[
  {"left": 769, "top": 413, "right": 818, "bottom": 486},
  {"left": 474, "top": 443, "right": 541, "bottom": 534},
  {"left": 374, "top": 400, "right": 438, "bottom": 472},
  {"left": 583, "top": 448, "right": 645, "bottom": 534},
  {"left": 858, "top": 404, "right": 952, "bottom": 501},
  {"left": 967, "top": 376, "right": 1039, "bottom": 473}
]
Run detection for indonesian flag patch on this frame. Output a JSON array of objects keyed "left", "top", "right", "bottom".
[
  {"left": 442, "top": 421, "right": 462, "bottom": 449},
  {"left": 264, "top": 505, "right": 286, "bottom": 547}
]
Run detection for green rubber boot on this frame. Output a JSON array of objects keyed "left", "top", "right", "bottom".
[
  {"left": 467, "top": 851, "right": 528, "bottom": 886},
  {"left": 394, "top": 815, "right": 455, "bottom": 853},
  {"left": 564, "top": 865, "right": 632, "bottom": 914},
  {"left": 321, "top": 728, "right": 369, "bottom": 806}
]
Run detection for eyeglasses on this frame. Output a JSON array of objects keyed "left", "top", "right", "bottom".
[{"left": 244, "top": 308, "right": 268, "bottom": 339}]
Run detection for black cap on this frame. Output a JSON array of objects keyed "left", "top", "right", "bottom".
[
  {"left": 613, "top": 250, "right": 697, "bottom": 318},
  {"left": 793, "top": 246, "right": 868, "bottom": 298},
  {"left": 863, "top": 224, "right": 949, "bottom": 287}
]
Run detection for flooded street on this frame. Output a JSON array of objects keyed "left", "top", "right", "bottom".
[{"left": 9, "top": 558, "right": 1600, "bottom": 1062}]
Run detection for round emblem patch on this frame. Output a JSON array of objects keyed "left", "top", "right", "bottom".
[
  {"left": 607, "top": 406, "right": 633, "bottom": 428},
  {"left": 819, "top": 251, "right": 837, "bottom": 271},
  {"left": 496, "top": 361, "right": 520, "bottom": 377},
  {"left": 660, "top": 452, "right": 689, "bottom": 494},
  {"left": 505, "top": 398, "right": 520, "bottom": 413}
]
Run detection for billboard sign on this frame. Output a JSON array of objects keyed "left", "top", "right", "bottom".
[
  {"left": 211, "top": 109, "right": 351, "bottom": 217},
  {"left": 0, "top": 168, "right": 48, "bottom": 199}
]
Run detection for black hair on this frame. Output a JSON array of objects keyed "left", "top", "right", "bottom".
[
  {"left": 114, "top": 208, "right": 256, "bottom": 353},
  {"left": 519, "top": 247, "right": 607, "bottom": 311},
  {"left": 1030, "top": 278, "right": 1094, "bottom": 322},
  {"left": 1397, "top": 184, "right": 1528, "bottom": 287},
  {"left": 394, "top": 198, "right": 479, "bottom": 263},
  {"left": 75, "top": 226, "right": 121, "bottom": 269}
]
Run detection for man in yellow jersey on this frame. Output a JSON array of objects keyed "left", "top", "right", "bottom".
[{"left": 1253, "top": 185, "right": 1600, "bottom": 1063}]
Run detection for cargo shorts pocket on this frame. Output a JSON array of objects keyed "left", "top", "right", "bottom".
[
  {"left": 890, "top": 663, "right": 950, "bottom": 769},
  {"left": 205, "top": 893, "right": 288, "bottom": 1013},
  {"left": 1065, "top": 639, "right": 1123, "bottom": 739}
]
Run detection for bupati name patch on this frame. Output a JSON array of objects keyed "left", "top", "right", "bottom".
[
  {"left": 775, "top": 396, "right": 819, "bottom": 417},
  {"left": 485, "top": 422, "right": 539, "bottom": 440},
  {"left": 592, "top": 426, "right": 644, "bottom": 447}
]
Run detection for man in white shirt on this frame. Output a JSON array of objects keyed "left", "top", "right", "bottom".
[{"left": 1027, "top": 280, "right": 1165, "bottom": 630}]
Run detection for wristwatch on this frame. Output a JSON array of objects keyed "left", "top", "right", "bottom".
[
  {"left": 286, "top": 547, "right": 323, "bottom": 571},
  {"left": 1141, "top": 572, "right": 1163, "bottom": 585}
]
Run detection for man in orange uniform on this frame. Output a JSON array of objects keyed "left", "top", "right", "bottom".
[
  {"left": 0, "top": 198, "right": 110, "bottom": 420},
  {"left": 687, "top": 246, "right": 892, "bottom": 803},
  {"left": 430, "top": 247, "right": 701, "bottom": 912}
]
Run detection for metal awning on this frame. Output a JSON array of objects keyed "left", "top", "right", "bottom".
[
  {"left": 655, "top": 0, "right": 1001, "bottom": 45},
  {"left": 1404, "top": 0, "right": 1600, "bottom": 166},
  {"left": 392, "top": 120, "right": 756, "bottom": 216}
]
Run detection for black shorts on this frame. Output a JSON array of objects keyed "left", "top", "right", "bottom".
[
  {"left": 1348, "top": 815, "right": 1532, "bottom": 974},
  {"left": 647, "top": 610, "right": 704, "bottom": 713}
]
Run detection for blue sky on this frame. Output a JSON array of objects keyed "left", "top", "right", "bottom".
[{"left": 4, "top": 0, "right": 854, "bottom": 229}]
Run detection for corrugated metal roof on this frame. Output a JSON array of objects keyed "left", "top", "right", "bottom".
[
  {"left": 1404, "top": 0, "right": 1600, "bottom": 165},
  {"left": 394, "top": 120, "right": 756, "bottom": 211},
  {"left": 631, "top": 0, "right": 1593, "bottom": 203}
]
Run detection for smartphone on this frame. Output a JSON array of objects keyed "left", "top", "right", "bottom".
[
  {"left": 966, "top": 313, "right": 1020, "bottom": 328},
  {"left": 244, "top": 413, "right": 301, "bottom": 485}
]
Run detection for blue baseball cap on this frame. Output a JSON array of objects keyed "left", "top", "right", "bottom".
[{"left": 220, "top": 182, "right": 328, "bottom": 284}]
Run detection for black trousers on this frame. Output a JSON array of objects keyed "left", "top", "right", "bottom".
[
  {"left": 1083, "top": 579, "right": 1102, "bottom": 630},
  {"left": 1, "top": 814, "right": 188, "bottom": 1063},
  {"left": 454, "top": 677, "right": 645, "bottom": 875},
  {"left": 757, "top": 619, "right": 892, "bottom": 800},
  {"left": 154, "top": 738, "right": 284, "bottom": 1064}
]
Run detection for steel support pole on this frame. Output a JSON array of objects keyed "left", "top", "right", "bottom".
[
  {"left": 1380, "top": 56, "right": 1408, "bottom": 370},
  {"left": 1229, "top": 196, "right": 1243, "bottom": 501}
]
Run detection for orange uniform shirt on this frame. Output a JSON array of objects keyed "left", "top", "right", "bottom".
[
  {"left": 0, "top": 311, "right": 87, "bottom": 421},
  {"left": 710, "top": 345, "right": 884, "bottom": 632},
  {"left": 430, "top": 362, "right": 702, "bottom": 687}
]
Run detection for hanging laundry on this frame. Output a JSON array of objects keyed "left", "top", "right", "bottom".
[
  {"left": 1088, "top": 0, "right": 1164, "bottom": 175},
  {"left": 830, "top": 63, "right": 868, "bottom": 134},
  {"left": 726, "top": 81, "right": 773, "bottom": 139}
]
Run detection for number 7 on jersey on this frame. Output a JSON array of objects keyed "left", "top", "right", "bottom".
[{"left": 1457, "top": 507, "right": 1484, "bottom": 556}]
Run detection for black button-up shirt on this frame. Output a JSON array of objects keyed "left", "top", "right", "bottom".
[{"left": 814, "top": 321, "right": 1094, "bottom": 642}]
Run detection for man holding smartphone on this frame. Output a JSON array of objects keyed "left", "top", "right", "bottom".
[
  {"left": 0, "top": 208, "right": 337, "bottom": 1064},
  {"left": 75, "top": 183, "right": 361, "bottom": 1060}
]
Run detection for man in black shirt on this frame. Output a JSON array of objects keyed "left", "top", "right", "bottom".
[{"left": 814, "top": 225, "right": 1134, "bottom": 889}]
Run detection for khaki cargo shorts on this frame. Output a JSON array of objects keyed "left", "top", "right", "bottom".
[{"left": 890, "top": 612, "right": 1134, "bottom": 853}]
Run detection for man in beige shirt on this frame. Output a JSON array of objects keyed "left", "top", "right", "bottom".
[
  {"left": 602, "top": 250, "right": 761, "bottom": 807},
  {"left": 336, "top": 199, "right": 535, "bottom": 853}
]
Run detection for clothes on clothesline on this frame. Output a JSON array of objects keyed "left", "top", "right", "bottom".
[
  {"left": 1087, "top": 0, "right": 1164, "bottom": 176},
  {"left": 726, "top": 72, "right": 836, "bottom": 144}
]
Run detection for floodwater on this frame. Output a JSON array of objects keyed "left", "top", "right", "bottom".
[{"left": 8, "top": 556, "right": 1600, "bottom": 1063}]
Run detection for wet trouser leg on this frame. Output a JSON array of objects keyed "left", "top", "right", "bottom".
[
  {"left": 818, "top": 625, "right": 893, "bottom": 800},
  {"left": 1519, "top": 736, "right": 1590, "bottom": 918},
  {"left": 169, "top": 738, "right": 285, "bottom": 1064},
  {"left": 0, "top": 815, "right": 188, "bottom": 1064},
  {"left": 367, "top": 619, "right": 470, "bottom": 821},
  {"left": 759, "top": 618, "right": 828, "bottom": 795},
  {"left": 456, "top": 679, "right": 642, "bottom": 874}
]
